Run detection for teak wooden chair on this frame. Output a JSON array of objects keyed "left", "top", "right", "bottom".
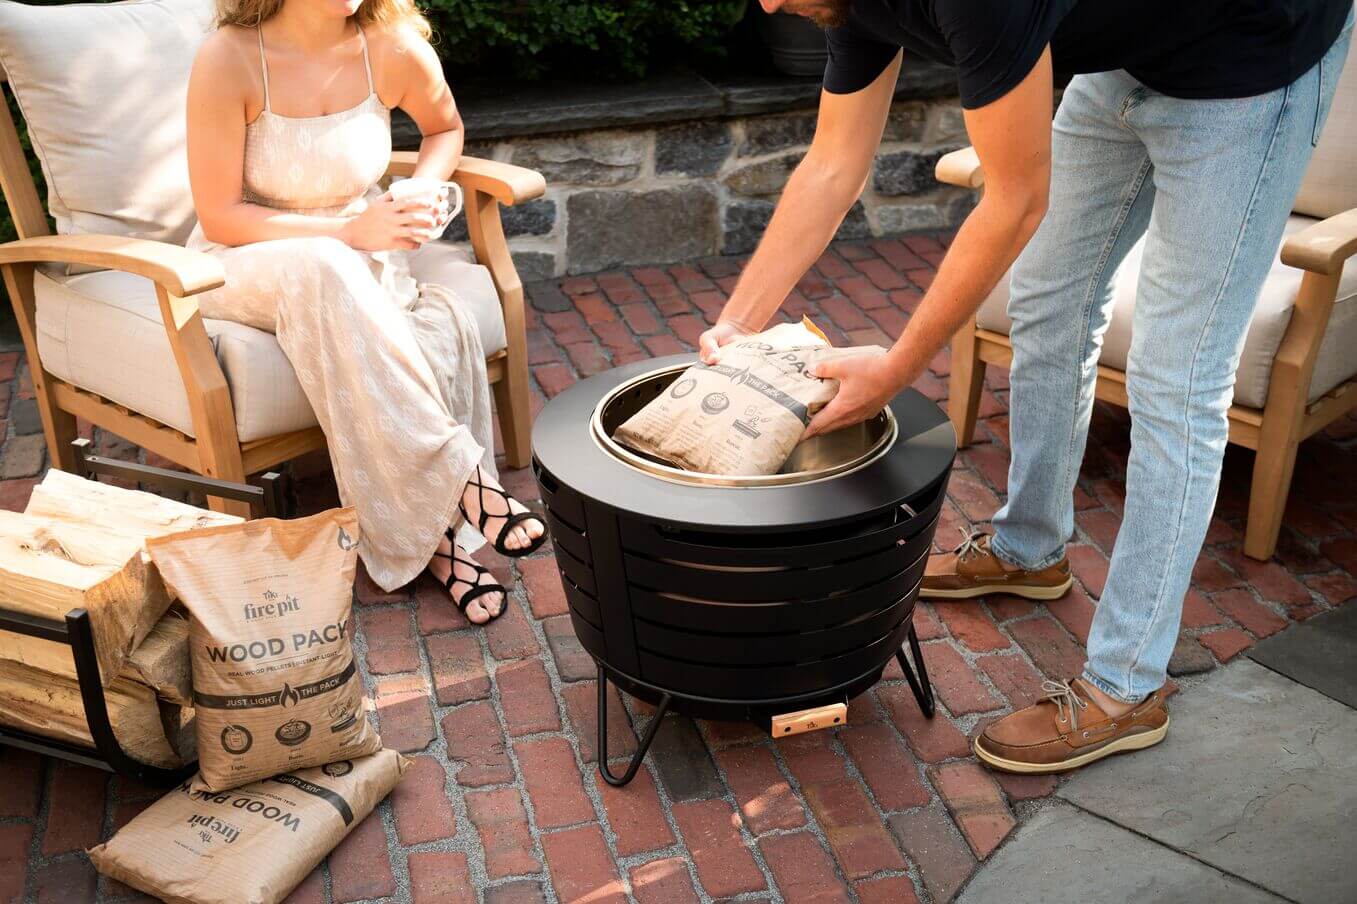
[
  {"left": 936, "top": 144, "right": 1357, "bottom": 561},
  {"left": 0, "top": 70, "right": 544, "bottom": 518}
]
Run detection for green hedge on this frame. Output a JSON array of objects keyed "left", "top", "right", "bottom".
[{"left": 425, "top": 0, "right": 749, "bottom": 79}]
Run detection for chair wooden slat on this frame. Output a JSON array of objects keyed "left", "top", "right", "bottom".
[{"left": 0, "top": 87, "right": 50, "bottom": 240}]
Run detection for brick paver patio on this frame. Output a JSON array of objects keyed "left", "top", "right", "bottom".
[{"left": 3, "top": 231, "right": 1356, "bottom": 903}]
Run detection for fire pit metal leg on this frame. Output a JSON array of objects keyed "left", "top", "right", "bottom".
[
  {"left": 596, "top": 664, "right": 672, "bottom": 788},
  {"left": 895, "top": 622, "right": 936, "bottom": 718}
]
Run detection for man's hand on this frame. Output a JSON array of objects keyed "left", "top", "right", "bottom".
[
  {"left": 698, "top": 320, "right": 754, "bottom": 364},
  {"left": 804, "top": 349, "right": 900, "bottom": 439}
]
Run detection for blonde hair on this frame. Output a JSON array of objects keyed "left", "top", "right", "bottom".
[{"left": 215, "top": 0, "right": 431, "bottom": 40}]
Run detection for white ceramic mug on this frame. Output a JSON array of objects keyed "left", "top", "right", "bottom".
[{"left": 387, "top": 176, "right": 464, "bottom": 235}]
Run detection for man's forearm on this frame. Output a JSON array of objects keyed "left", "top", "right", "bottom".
[
  {"left": 882, "top": 191, "right": 1045, "bottom": 386},
  {"left": 720, "top": 156, "right": 865, "bottom": 331}
]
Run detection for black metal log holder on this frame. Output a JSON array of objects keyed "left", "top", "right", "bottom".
[{"left": 0, "top": 439, "right": 284, "bottom": 786}]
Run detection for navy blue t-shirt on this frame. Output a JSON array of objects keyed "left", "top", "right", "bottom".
[{"left": 824, "top": 0, "right": 1351, "bottom": 108}]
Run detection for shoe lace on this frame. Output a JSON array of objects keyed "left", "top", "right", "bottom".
[
  {"left": 1042, "top": 679, "right": 1089, "bottom": 730},
  {"left": 952, "top": 528, "right": 988, "bottom": 562}
]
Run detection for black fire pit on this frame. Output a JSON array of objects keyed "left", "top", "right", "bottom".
[{"left": 532, "top": 355, "right": 955, "bottom": 786}]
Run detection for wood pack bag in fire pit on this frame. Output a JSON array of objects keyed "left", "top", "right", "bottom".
[
  {"left": 613, "top": 318, "right": 884, "bottom": 476},
  {"left": 89, "top": 748, "right": 408, "bottom": 904},
  {"left": 146, "top": 508, "right": 381, "bottom": 793}
]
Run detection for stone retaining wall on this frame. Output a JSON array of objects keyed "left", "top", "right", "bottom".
[{"left": 447, "top": 98, "right": 973, "bottom": 279}]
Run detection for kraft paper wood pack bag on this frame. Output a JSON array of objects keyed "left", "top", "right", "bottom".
[
  {"left": 614, "top": 318, "right": 886, "bottom": 476},
  {"left": 146, "top": 508, "right": 381, "bottom": 793},
  {"left": 88, "top": 748, "right": 408, "bottom": 904}
]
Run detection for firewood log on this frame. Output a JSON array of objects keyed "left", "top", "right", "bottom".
[
  {"left": 0, "top": 473, "right": 225, "bottom": 763},
  {"left": 25, "top": 469, "right": 242, "bottom": 554},
  {"left": 164, "top": 703, "right": 197, "bottom": 762},
  {"left": 0, "top": 511, "right": 167, "bottom": 684},
  {"left": 0, "top": 660, "right": 188, "bottom": 768},
  {"left": 3, "top": 471, "right": 241, "bottom": 685},
  {"left": 120, "top": 609, "right": 191, "bottom": 706}
]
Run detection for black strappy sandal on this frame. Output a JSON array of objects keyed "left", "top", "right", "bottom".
[
  {"left": 458, "top": 466, "right": 548, "bottom": 558},
  {"left": 431, "top": 545, "right": 507, "bottom": 623}
]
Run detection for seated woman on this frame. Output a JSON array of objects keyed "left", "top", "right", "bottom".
[{"left": 185, "top": 0, "right": 545, "bottom": 624}]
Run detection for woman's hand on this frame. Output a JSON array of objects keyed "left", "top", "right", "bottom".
[
  {"left": 803, "top": 349, "right": 902, "bottom": 439},
  {"left": 340, "top": 192, "right": 442, "bottom": 252},
  {"left": 698, "top": 319, "right": 755, "bottom": 364}
]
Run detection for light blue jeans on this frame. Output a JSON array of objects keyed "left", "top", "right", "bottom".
[{"left": 990, "top": 17, "right": 1353, "bottom": 703}]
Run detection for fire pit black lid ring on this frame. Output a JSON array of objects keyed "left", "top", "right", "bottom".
[{"left": 532, "top": 354, "right": 956, "bottom": 532}]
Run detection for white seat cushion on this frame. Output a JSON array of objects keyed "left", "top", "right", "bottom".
[
  {"left": 34, "top": 267, "right": 316, "bottom": 443},
  {"left": 0, "top": 0, "right": 215, "bottom": 245},
  {"left": 975, "top": 215, "right": 1357, "bottom": 409},
  {"left": 33, "top": 242, "right": 508, "bottom": 442},
  {"left": 407, "top": 241, "right": 508, "bottom": 355}
]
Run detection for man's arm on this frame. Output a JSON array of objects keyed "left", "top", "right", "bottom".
[
  {"left": 699, "top": 53, "right": 903, "bottom": 361},
  {"left": 804, "top": 47, "right": 1053, "bottom": 437}
]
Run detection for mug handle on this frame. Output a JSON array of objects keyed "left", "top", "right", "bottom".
[{"left": 440, "top": 182, "right": 464, "bottom": 227}]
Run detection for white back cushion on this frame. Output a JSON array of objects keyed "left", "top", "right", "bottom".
[
  {"left": 0, "top": 0, "right": 215, "bottom": 243},
  {"left": 1294, "top": 13, "right": 1357, "bottom": 220}
]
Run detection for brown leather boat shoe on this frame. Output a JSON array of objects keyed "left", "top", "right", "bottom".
[
  {"left": 974, "top": 678, "right": 1169, "bottom": 774},
  {"left": 921, "top": 530, "right": 1073, "bottom": 600}
]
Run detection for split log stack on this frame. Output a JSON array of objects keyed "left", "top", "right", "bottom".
[{"left": 0, "top": 470, "right": 239, "bottom": 767}]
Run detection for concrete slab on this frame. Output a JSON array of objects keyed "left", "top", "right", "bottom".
[
  {"left": 957, "top": 804, "right": 1283, "bottom": 904},
  {"left": 1059, "top": 660, "right": 1357, "bottom": 904},
  {"left": 1248, "top": 604, "right": 1357, "bottom": 708}
]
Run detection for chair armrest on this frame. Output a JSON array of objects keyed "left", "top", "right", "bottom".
[
  {"left": 0, "top": 233, "right": 224, "bottom": 296},
  {"left": 1280, "top": 208, "right": 1357, "bottom": 276},
  {"left": 386, "top": 152, "right": 546, "bottom": 207},
  {"left": 0, "top": 233, "right": 240, "bottom": 453},
  {"left": 935, "top": 147, "right": 984, "bottom": 189}
]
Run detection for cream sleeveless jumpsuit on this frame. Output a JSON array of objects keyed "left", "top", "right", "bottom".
[{"left": 187, "top": 25, "right": 496, "bottom": 591}]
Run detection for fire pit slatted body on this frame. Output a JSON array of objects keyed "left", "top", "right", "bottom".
[
  {"left": 532, "top": 355, "right": 955, "bottom": 776},
  {"left": 545, "top": 488, "right": 943, "bottom": 705}
]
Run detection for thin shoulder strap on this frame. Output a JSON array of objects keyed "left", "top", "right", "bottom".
[
  {"left": 356, "top": 24, "right": 375, "bottom": 95},
  {"left": 256, "top": 25, "right": 271, "bottom": 111}
]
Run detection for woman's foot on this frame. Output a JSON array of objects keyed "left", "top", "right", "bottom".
[
  {"left": 459, "top": 466, "right": 547, "bottom": 556},
  {"left": 427, "top": 535, "right": 505, "bottom": 625}
]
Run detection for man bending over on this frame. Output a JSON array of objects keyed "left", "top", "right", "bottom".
[{"left": 702, "top": 0, "right": 1352, "bottom": 773}]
